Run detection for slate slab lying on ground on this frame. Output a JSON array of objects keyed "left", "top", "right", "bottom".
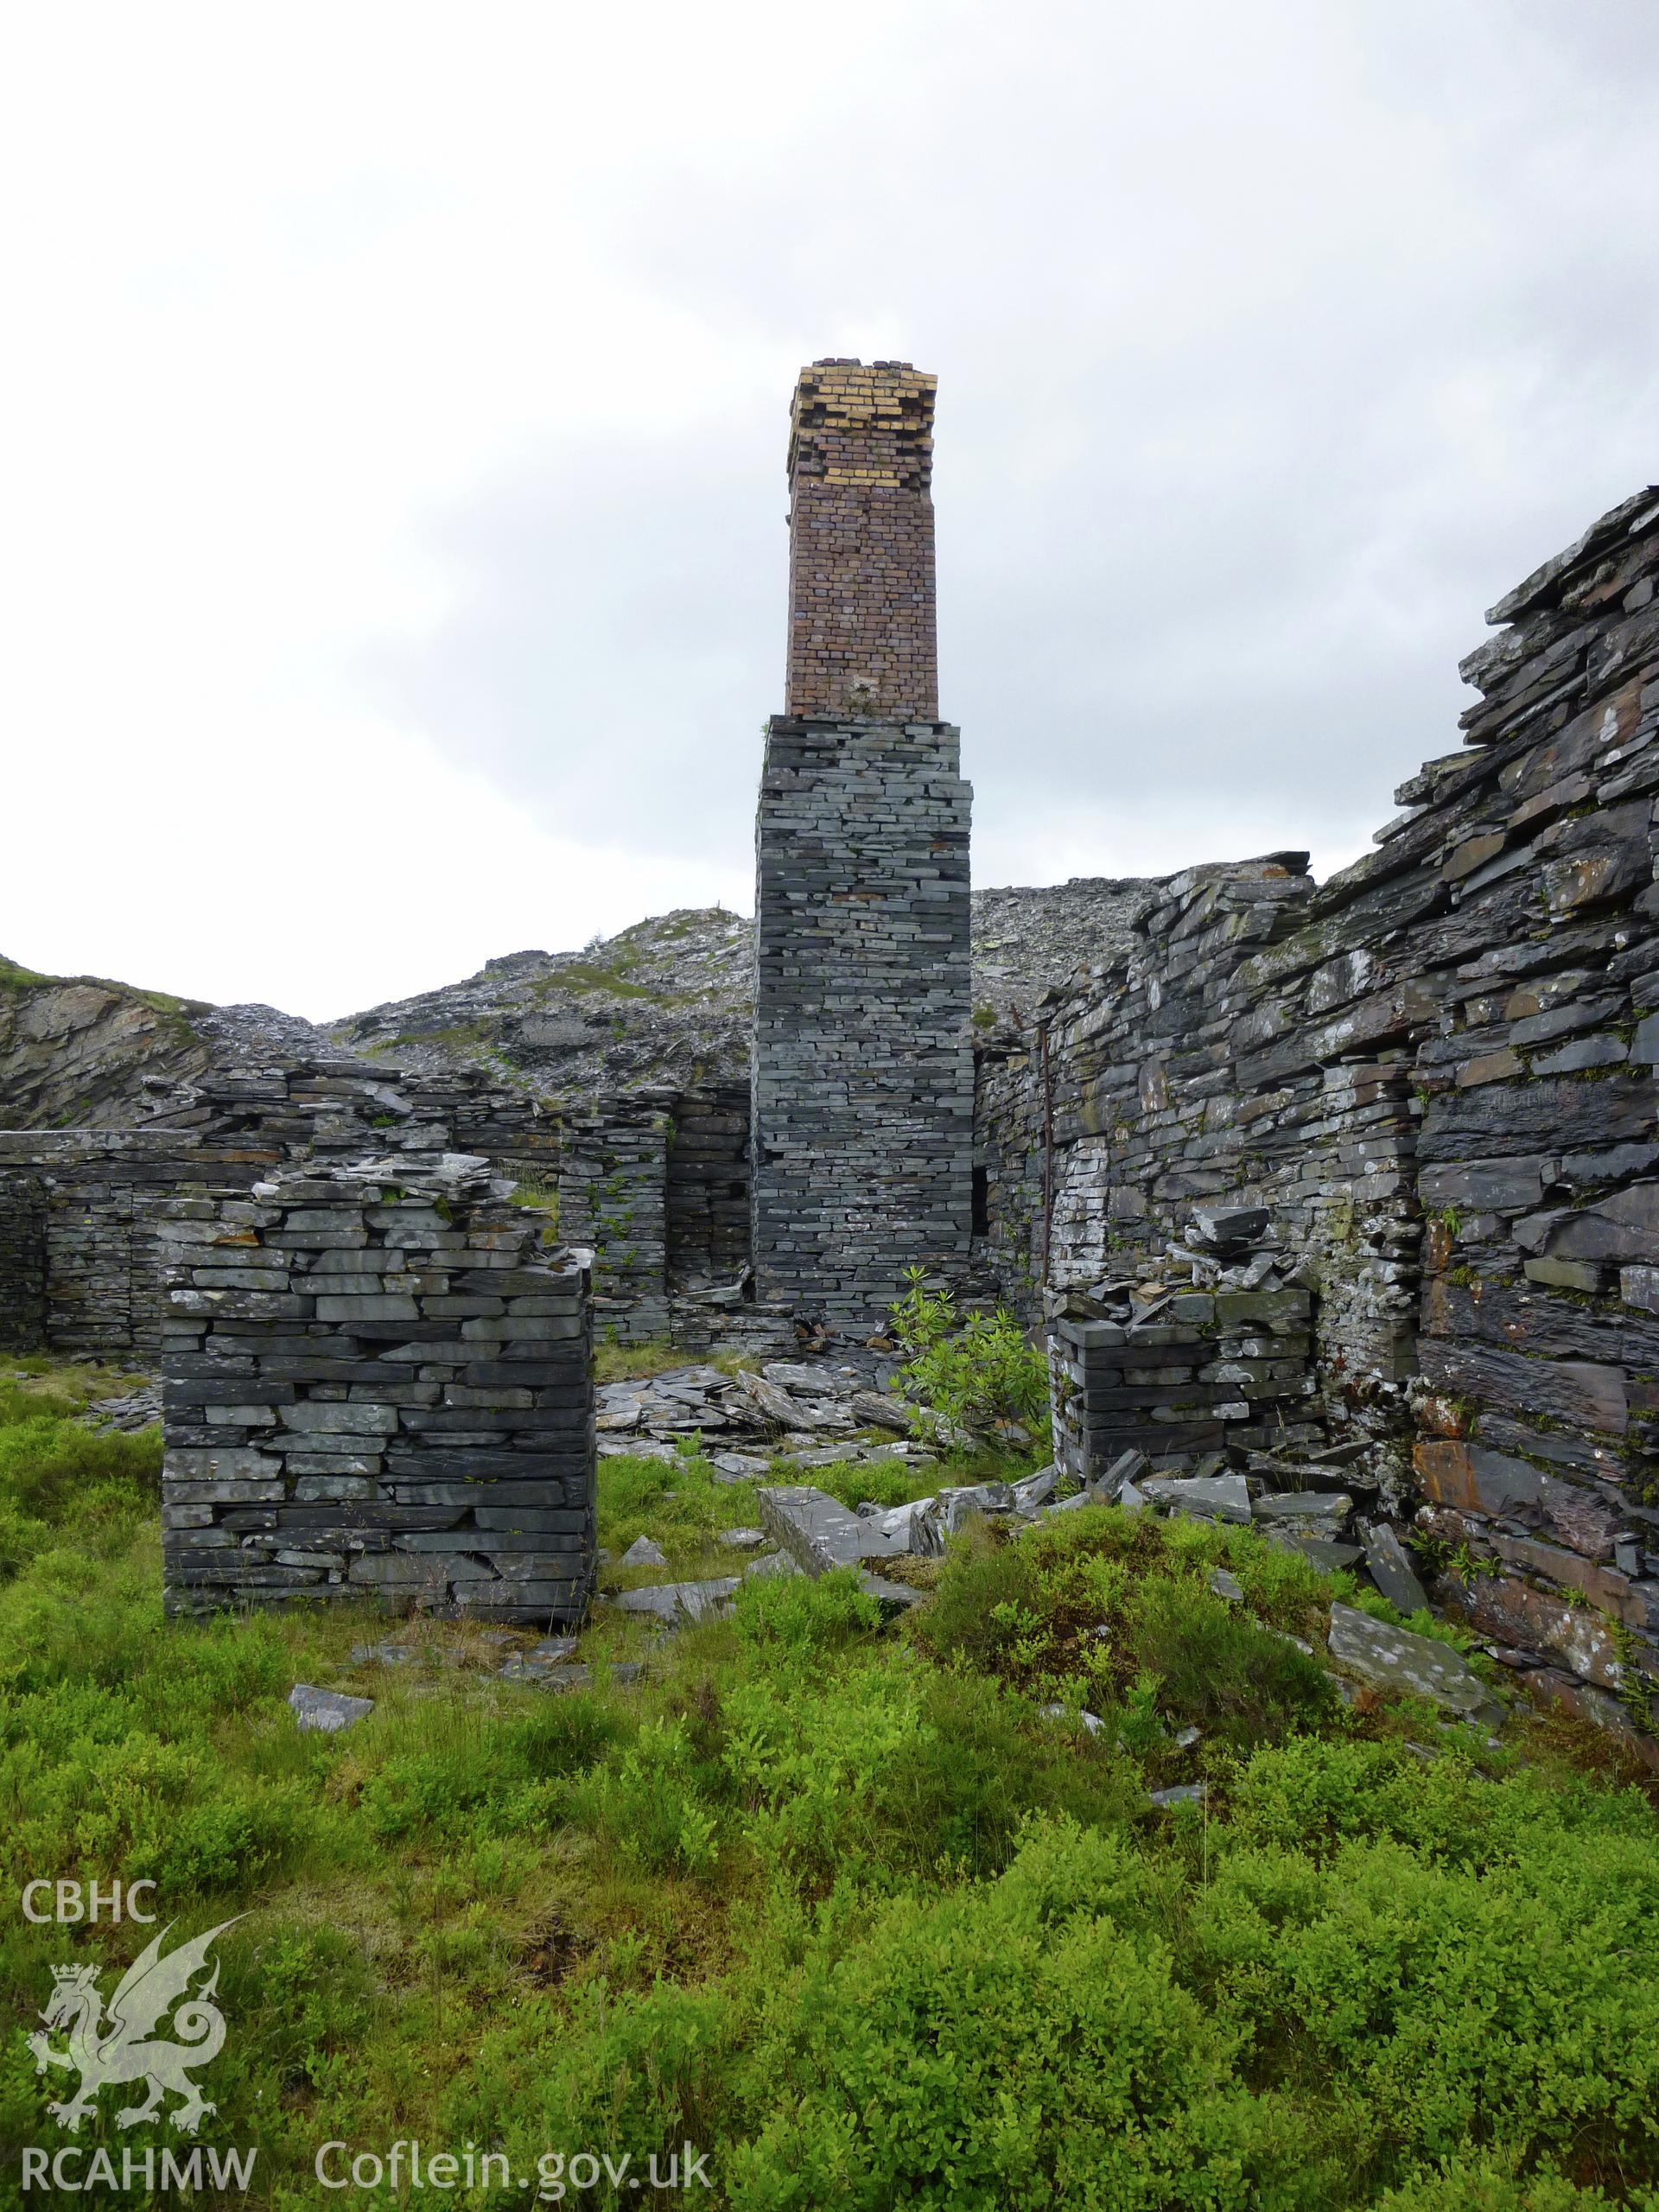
[
  {"left": 1262, "top": 1529, "right": 1362, "bottom": 1571},
  {"left": 1141, "top": 1473, "right": 1253, "bottom": 1524},
  {"left": 608, "top": 1576, "right": 743, "bottom": 1624},
  {"left": 758, "top": 1485, "right": 908, "bottom": 1575},
  {"left": 501, "top": 1659, "right": 644, "bottom": 1692},
  {"left": 1326, "top": 1602, "right": 1501, "bottom": 1721},
  {"left": 1361, "top": 1522, "right": 1430, "bottom": 1614},
  {"left": 289, "top": 1684, "right": 374, "bottom": 1733},
  {"left": 858, "top": 1570, "right": 923, "bottom": 1612}
]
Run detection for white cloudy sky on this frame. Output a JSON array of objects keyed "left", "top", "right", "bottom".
[{"left": 2, "top": 2, "right": 1656, "bottom": 1021}]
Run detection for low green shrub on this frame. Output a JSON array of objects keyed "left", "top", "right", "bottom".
[{"left": 888, "top": 1267, "right": 1050, "bottom": 1443}]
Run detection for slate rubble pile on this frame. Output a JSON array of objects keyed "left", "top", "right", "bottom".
[
  {"left": 594, "top": 1353, "right": 938, "bottom": 1477},
  {"left": 159, "top": 1154, "right": 594, "bottom": 1621}
]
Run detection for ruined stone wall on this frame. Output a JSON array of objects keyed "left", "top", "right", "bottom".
[
  {"left": 1389, "top": 486, "right": 1659, "bottom": 1734},
  {"left": 0, "top": 1129, "right": 282, "bottom": 1360},
  {"left": 753, "top": 715, "right": 974, "bottom": 1328},
  {"left": 982, "top": 484, "right": 1659, "bottom": 1745},
  {"left": 0, "top": 1165, "right": 47, "bottom": 1349},
  {"left": 0, "top": 1059, "right": 561, "bottom": 1361},
  {"left": 976, "top": 857, "right": 1421, "bottom": 1457},
  {"left": 556, "top": 1093, "right": 672, "bottom": 1344},
  {"left": 785, "top": 359, "right": 938, "bottom": 721},
  {"left": 665, "top": 1083, "right": 751, "bottom": 1289},
  {"left": 161, "top": 1157, "right": 593, "bottom": 1620}
]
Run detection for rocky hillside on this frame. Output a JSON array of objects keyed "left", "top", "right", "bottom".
[
  {"left": 327, "top": 909, "right": 756, "bottom": 1097},
  {"left": 0, "top": 877, "right": 1161, "bottom": 1127},
  {"left": 327, "top": 879, "right": 1165, "bottom": 1096},
  {"left": 0, "top": 955, "right": 216, "bottom": 1128},
  {"left": 0, "top": 955, "right": 338, "bottom": 1130}
]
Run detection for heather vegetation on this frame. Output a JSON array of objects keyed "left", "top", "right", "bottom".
[{"left": 2, "top": 1364, "right": 1658, "bottom": 2208}]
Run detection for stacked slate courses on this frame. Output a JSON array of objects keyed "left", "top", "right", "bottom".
[
  {"left": 160, "top": 1154, "right": 593, "bottom": 1620},
  {"left": 753, "top": 359, "right": 975, "bottom": 1330}
]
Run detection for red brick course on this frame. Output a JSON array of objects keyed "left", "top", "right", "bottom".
[{"left": 784, "top": 357, "right": 938, "bottom": 721}]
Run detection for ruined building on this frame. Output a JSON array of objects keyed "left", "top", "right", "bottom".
[{"left": 0, "top": 365, "right": 1656, "bottom": 1754}]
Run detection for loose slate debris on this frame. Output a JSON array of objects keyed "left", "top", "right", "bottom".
[
  {"left": 289, "top": 1684, "right": 374, "bottom": 1733},
  {"left": 594, "top": 1357, "right": 937, "bottom": 1471}
]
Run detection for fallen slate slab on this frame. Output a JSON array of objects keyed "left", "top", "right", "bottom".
[
  {"left": 1141, "top": 1473, "right": 1252, "bottom": 1525},
  {"left": 743, "top": 1549, "right": 802, "bottom": 1580},
  {"left": 1009, "top": 1464, "right": 1058, "bottom": 1515},
  {"left": 862, "top": 1497, "right": 933, "bottom": 1548},
  {"left": 622, "top": 1535, "right": 668, "bottom": 1568},
  {"left": 910, "top": 1484, "right": 1014, "bottom": 1555},
  {"left": 289, "top": 1684, "right": 374, "bottom": 1734},
  {"left": 1149, "top": 1783, "right": 1207, "bottom": 1808},
  {"left": 1326, "top": 1603, "right": 1501, "bottom": 1721},
  {"left": 779, "top": 1443, "right": 861, "bottom": 1469},
  {"left": 763, "top": 1361, "right": 844, "bottom": 1396},
  {"left": 719, "top": 1527, "right": 769, "bottom": 1548},
  {"left": 1208, "top": 1568, "right": 1244, "bottom": 1603},
  {"left": 708, "top": 1452, "right": 771, "bottom": 1480},
  {"left": 608, "top": 1576, "right": 742, "bottom": 1624},
  {"left": 1262, "top": 1529, "right": 1363, "bottom": 1573},
  {"left": 849, "top": 1390, "right": 911, "bottom": 1432},
  {"left": 758, "top": 1485, "right": 906, "bottom": 1575},
  {"left": 858, "top": 1570, "right": 924, "bottom": 1612},
  {"left": 1252, "top": 1490, "right": 1353, "bottom": 1533},
  {"left": 1046, "top": 1489, "right": 1092, "bottom": 1516},
  {"left": 1361, "top": 1522, "right": 1430, "bottom": 1615},
  {"left": 501, "top": 1659, "right": 644, "bottom": 1692},
  {"left": 351, "top": 1641, "right": 420, "bottom": 1667},
  {"left": 1091, "top": 1448, "right": 1148, "bottom": 1500}
]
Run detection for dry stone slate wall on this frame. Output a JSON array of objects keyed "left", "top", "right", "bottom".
[
  {"left": 0, "top": 1059, "right": 562, "bottom": 1358},
  {"left": 665, "top": 1083, "right": 752, "bottom": 1290},
  {"left": 555, "top": 1093, "right": 672, "bottom": 1344},
  {"left": 161, "top": 1155, "right": 593, "bottom": 1620},
  {"left": 0, "top": 1129, "right": 282, "bottom": 1360},
  {"left": 979, "top": 484, "right": 1659, "bottom": 1747},
  {"left": 753, "top": 714, "right": 974, "bottom": 1327},
  {"left": 0, "top": 1163, "right": 48, "bottom": 1350}
]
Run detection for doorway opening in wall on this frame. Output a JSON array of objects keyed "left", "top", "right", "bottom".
[{"left": 971, "top": 1165, "right": 989, "bottom": 1236}]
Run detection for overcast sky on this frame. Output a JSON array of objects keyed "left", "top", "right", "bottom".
[{"left": 3, "top": 3, "right": 1656, "bottom": 1021}]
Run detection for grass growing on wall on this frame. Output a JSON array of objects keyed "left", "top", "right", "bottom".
[{"left": 1, "top": 1366, "right": 1657, "bottom": 2206}]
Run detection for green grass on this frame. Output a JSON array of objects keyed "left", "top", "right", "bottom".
[
  {"left": 593, "top": 1338, "right": 687, "bottom": 1384},
  {"left": 1, "top": 1370, "right": 1657, "bottom": 2206}
]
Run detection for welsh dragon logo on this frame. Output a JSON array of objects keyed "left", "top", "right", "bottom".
[{"left": 28, "top": 1918, "right": 242, "bottom": 2136}]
